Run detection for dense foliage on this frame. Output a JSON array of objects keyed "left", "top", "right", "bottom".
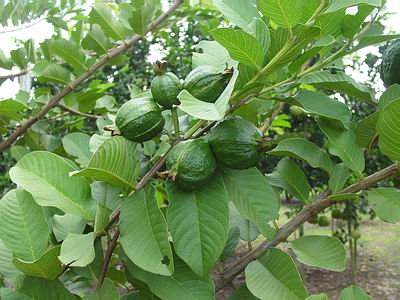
[{"left": 0, "top": 0, "right": 399, "bottom": 299}]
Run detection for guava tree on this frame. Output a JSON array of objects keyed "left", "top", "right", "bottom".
[{"left": 0, "top": 0, "right": 399, "bottom": 299}]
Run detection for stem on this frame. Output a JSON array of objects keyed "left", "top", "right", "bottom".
[
  {"left": 57, "top": 104, "right": 100, "bottom": 119},
  {"left": 0, "top": 69, "right": 30, "bottom": 81},
  {"left": 97, "top": 228, "right": 120, "bottom": 288},
  {"left": 171, "top": 107, "right": 180, "bottom": 140},
  {"left": 184, "top": 120, "right": 207, "bottom": 139},
  {"left": 0, "top": 0, "right": 184, "bottom": 154}
]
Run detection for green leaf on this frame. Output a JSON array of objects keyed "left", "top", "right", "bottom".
[
  {"left": 90, "top": 3, "right": 128, "bottom": 41},
  {"left": 0, "top": 49, "right": 13, "bottom": 69},
  {"left": 178, "top": 68, "right": 238, "bottom": 121},
  {"left": 213, "top": 0, "right": 260, "bottom": 30},
  {"left": 306, "top": 294, "right": 329, "bottom": 300},
  {"left": 355, "top": 112, "right": 379, "bottom": 149},
  {"left": 120, "top": 185, "right": 173, "bottom": 276},
  {"left": 0, "top": 189, "right": 49, "bottom": 261},
  {"left": 299, "top": 71, "right": 376, "bottom": 104},
  {"left": 0, "top": 239, "right": 22, "bottom": 283},
  {"left": 32, "top": 61, "right": 71, "bottom": 85},
  {"left": 378, "top": 99, "right": 400, "bottom": 161},
  {"left": 84, "top": 278, "right": 119, "bottom": 300},
  {"left": 50, "top": 38, "right": 88, "bottom": 74},
  {"left": 10, "top": 47, "right": 28, "bottom": 69},
  {"left": 341, "top": 5, "right": 375, "bottom": 39},
  {"left": 338, "top": 285, "right": 371, "bottom": 300},
  {"left": 10, "top": 145, "right": 30, "bottom": 161},
  {"left": 62, "top": 132, "right": 92, "bottom": 167},
  {"left": 328, "top": 192, "right": 360, "bottom": 202},
  {"left": 13, "top": 246, "right": 62, "bottom": 280},
  {"left": 245, "top": 248, "right": 307, "bottom": 300},
  {"left": 328, "top": 163, "right": 350, "bottom": 193},
  {"left": 0, "top": 98, "right": 27, "bottom": 120},
  {"left": 0, "top": 288, "right": 33, "bottom": 300},
  {"left": 220, "top": 226, "right": 240, "bottom": 262},
  {"left": 59, "top": 233, "right": 95, "bottom": 267},
  {"left": 269, "top": 138, "right": 333, "bottom": 173},
  {"left": 18, "top": 276, "right": 77, "bottom": 300},
  {"left": 368, "top": 188, "right": 400, "bottom": 223},
  {"left": 222, "top": 168, "right": 280, "bottom": 237},
  {"left": 315, "top": 10, "right": 345, "bottom": 37},
  {"left": 82, "top": 24, "right": 111, "bottom": 55},
  {"left": 128, "top": 1, "right": 154, "bottom": 36},
  {"left": 267, "top": 158, "right": 311, "bottom": 202},
  {"left": 124, "top": 253, "right": 214, "bottom": 300},
  {"left": 9, "top": 151, "right": 96, "bottom": 220},
  {"left": 257, "top": 0, "right": 303, "bottom": 28},
  {"left": 192, "top": 41, "right": 236, "bottom": 70},
  {"left": 91, "top": 181, "right": 123, "bottom": 211},
  {"left": 211, "top": 28, "right": 265, "bottom": 70},
  {"left": 248, "top": 18, "right": 271, "bottom": 55},
  {"left": 166, "top": 174, "right": 229, "bottom": 276},
  {"left": 230, "top": 285, "right": 258, "bottom": 300},
  {"left": 325, "top": 0, "right": 382, "bottom": 13},
  {"left": 289, "top": 235, "right": 346, "bottom": 272},
  {"left": 52, "top": 214, "right": 86, "bottom": 242},
  {"left": 378, "top": 84, "right": 400, "bottom": 110},
  {"left": 229, "top": 202, "right": 261, "bottom": 241},
  {"left": 318, "top": 118, "right": 365, "bottom": 173},
  {"left": 72, "top": 136, "right": 139, "bottom": 190}
]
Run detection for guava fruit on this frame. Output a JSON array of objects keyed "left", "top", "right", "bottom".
[
  {"left": 331, "top": 208, "right": 342, "bottom": 219},
  {"left": 290, "top": 105, "right": 305, "bottom": 117},
  {"left": 151, "top": 72, "right": 182, "bottom": 108},
  {"left": 381, "top": 39, "right": 400, "bottom": 87},
  {"left": 208, "top": 116, "right": 263, "bottom": 169},
  {"left": 167, "top": 138, "right": 217, "bottom": 190},
  {"left": 115, "top": 96, "right": 165, "bottom": 143},
  {"left": 184, "top": 65, "right": 233, "bottom": 103},
  {"left": 351, "top": 229, "right": 361, "bottom": 240},
  {"left": 318, "top": 215, "right": 330, "bottom": 227}
]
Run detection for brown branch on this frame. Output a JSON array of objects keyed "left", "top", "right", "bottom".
[
  {"left": 0, "top": 69, "right": 29, "bottom": 81},
  {"left": 97, "top": 228, "right": 120, "bottom": 288},
  {"left": 260, "top": 102, "right": 286, "bottom": 135},
  {"left": 57, "top": 104, "right": 100, "bottom": 119},
  {"left": 215, "top": 162, "right": 399, "bottom": 290},
  {"left": 0, "top": 0, "right": 183, "bottom": 154}
]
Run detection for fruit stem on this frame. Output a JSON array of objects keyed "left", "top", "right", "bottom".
[
  {"left": 184, "top": 119, "right": 207, "bottom": 139},
  {"left": 171, "top": 107, "right": 180, "bottom": 140}
]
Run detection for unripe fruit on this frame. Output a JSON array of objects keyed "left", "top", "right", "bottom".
[
  {"left": 318, "top": 215, "right": 330, "bottom": 227},
  {"left": 351, "top": 229, "right": 361, "bottom": 240},
  {"left": 208, "top": 116, "right": 263, "bottom": 170},
  {"left": 167, "top": 139, "right": 217, "bottom": 190},
  {"left": 184, "top": 65, "right": 233, "bottom": 103},
  {"left": 331, "top": 208, "right": 342, "bottom": 219},
  {"left": 380, "top": 39, "right": 400, "bottom": 87},
  {"left": 290, "top": 105, "right": 305, "bottom": 117},
  {"left": 151, "top": 72, "right": 182, "bottom": 108},
  {"left": 115, "top": 96, "right": 165, "bottom": 143}
]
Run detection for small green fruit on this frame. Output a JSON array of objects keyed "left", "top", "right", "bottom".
[
  {"left": 115, "top": 96, "right": 165, "bottom": 143},
  {"left": 208, "top": 116, "right": 263, "bottom": 170},
  {"left": 380, "top": 39, "right": 400, "bottom": 87},
  {"left": 290, "top": 105, "right": 305, "bottom": 117},
  {"left": 318, "top": 215, "right": 330, "bottom": 227},
  {"left": 151, "top": 72, "right": 182, "bottom": 108},
  {"left": 167, "top": 139, "right": 217, "bottom": 190},
  {"left": 184, "top": 65, "right": 233, "bottom": 103},
  {"left": 351, "top": 229, "right": 361, "bottom": 240},
  {"left": 331, "top": 208, "right": 342, "bottom": 219}
]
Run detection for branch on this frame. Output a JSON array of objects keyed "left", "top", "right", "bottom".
[
  {"left": 97, "top": 228, "right": 120, "bottom": 288},
  {"left": 0, "top": 17, "right": 45, "bottom": 34},
  {"left": 215, "top": 163, "right": 399, "bottom": 290},
  {"left": 0, "top": 0, "right": 183, "bottom": 154},
  {"left": 260, "top": 102, "right": 286, "bottom": 135},
  {"left": 57, "top": 104, "right": 100, "bottom": 120},
  {"left": 0, "top": 69, "right": 29, "bottom": 81}
]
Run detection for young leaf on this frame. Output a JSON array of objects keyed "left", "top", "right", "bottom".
[
  {"left": 267, "top": 158, "right": 311, "bottom": 202},
  {"left": 213, "top": 0, "right": 260, "bottom": 30},
  {"left": 9, "top": 151, "right": 96, "bottom": 220},
  {"left": 62, "top": 132, "right": 92, "bottom": 167},
  {"left": 338, "top": 285, "right": 372, "bottom": 300},
  {"left": 378, "top": 99, "right": 400, "bottom": 161},
  {"left": 289, "top": 235, "right": 347, "bottom": 272},
  {"left": 166, "top": 174, "right": 229, "bottom": 276},
  {"left": 299, "top": 71, "right": 376, "bottom": 104},
  {"left": 32, "top": 61, "right": 71, "bottom": 85},
  {"left": 211, "top": 28, "right": 265, "bottom": 70},
  {"left": 52, "top": 214, "right": 86, "bottom": 242},
  {"left": 328, "top": 163, "right": 350, "bottom": 193},
  {"left": 59, "top": 233, "right": 95, "bottom": 267},
  {"left": 72, "top": 136, "right": 140, "bottom": 190},
  {"left": 269, "top": 138, "right": 334, "bottom": 174},
  {"left": 18, "top": 276, "right": 77, "bottom": 299},
  {"left": 257, "top": 0, "right": 303, "bottom": 28},
  {"left": 50, "top": 38, "right": 88, "bottom": 74},
  {"left": 13, "top": 246, "right": 63, "bottom": 280},
  {"left": 120, "top": 185, "right": 174, "bottom": 276},
  {"left": 0, "top": 189, "right": 49, "bottom": 261},
  {"left": 222, "top": 168, "right": 280, "bottom": 238},
  {"left": 368, "top": 188, "right": 400, "bottom": 223},
  {"left": 245, "top": 248, "right": 307, "bottom": 300},
  {"left": 318, "top": 118, "right": 365, "bottom": 173}
]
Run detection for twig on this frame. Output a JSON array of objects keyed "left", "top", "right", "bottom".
[
  {"left": 215, "top": 163, "right": 399, "bottom": 290},
  {"left": 192, "top": 121, "right": 217, "bottom": 138},
  {"left": 0, "top": 17, "right": 45, "bottom": 34},
  {"left": 260, "top": 102, "right": 286, "bottom": 135},
  {"left": 97, "top": 228, "right": 120, "bottom": 288},
  {"left": 0, "top": 69, "right": 29, "bottom": 81},
  {"left": 0, "top": 0, "right": 183, "bottom": 154},
  {"left": 57, "top": 104, "right": 100, "bottom": 119}
]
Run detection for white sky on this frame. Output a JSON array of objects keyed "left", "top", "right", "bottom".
[{"left": 0, "top": 1, "right": 399, "bottom": 99}]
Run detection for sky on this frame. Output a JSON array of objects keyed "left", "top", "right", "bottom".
[{"left": 0, "top": 1, "right": 399, "bottom": 100}]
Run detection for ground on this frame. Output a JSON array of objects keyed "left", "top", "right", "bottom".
[{"left": 216, "top": 217, "right": 400, "bottom": 299}]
